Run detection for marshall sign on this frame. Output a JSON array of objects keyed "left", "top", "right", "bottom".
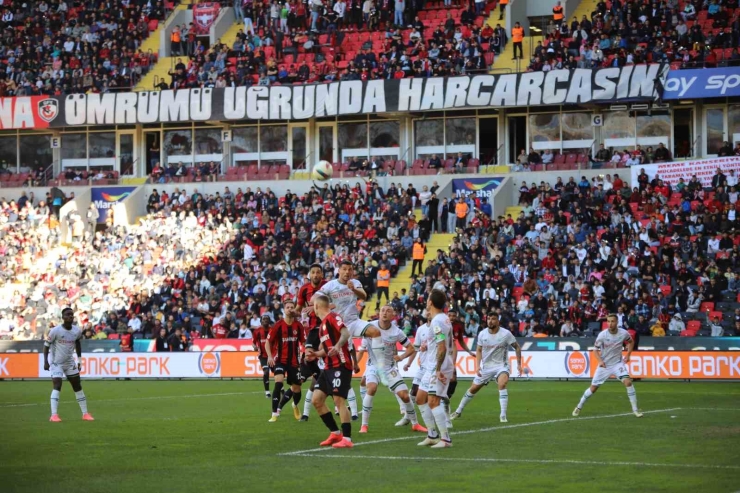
[{"left": 0, "top": 65, "right": 667, "bottom": 130}]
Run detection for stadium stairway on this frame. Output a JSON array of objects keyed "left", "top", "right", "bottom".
[
  {"left": 505, "top": 205, "right": 523, "bottom": 219},
  {"left": 569, "top": 0, "right": 599, "bottom": 24},
  {"left": 135, "top": 3, "right": 191, "bottom": 91},
  {"left": 217, "top": 19, "right": 245, "bottom": 52}
]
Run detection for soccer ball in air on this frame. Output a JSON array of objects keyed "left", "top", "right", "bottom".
[{"left": 312, "top": 160, "right": 333, "bottom": 181}]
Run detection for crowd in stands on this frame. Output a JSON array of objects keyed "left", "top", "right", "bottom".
[
  {"left": 158, "top": 0, "right": 500, "bottom": 90},
  {"left": 0, "top": 0, "right": 169, "bottom": 97},
  {"left": 512, "top": 143, "right": 676, "bottom": 172},
  {"left": 526, "top": 0, "right": 740, "bottom": 73}
]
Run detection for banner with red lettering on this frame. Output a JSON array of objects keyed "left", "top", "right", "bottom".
[
  {"left": 630, "top": 156, "right": 740, "bottom": 188},
  {"left": 35, "top": 353, "right": 222, "bottom": 378},
  {"left": 589, "top": 351, "right": 740, "bottom": 380},
  {"left": 0, "top": 96, "right": 56, "bottom": 130},
  {"left": 193, "top": 2, "right": 220, "bottom": 35}
]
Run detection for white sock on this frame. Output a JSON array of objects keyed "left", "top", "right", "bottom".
[
  {"left": 443, "top": 398, "right": 451, "bottom": 418},
  {"left": 303, "top": 390, "right": 313, "bottom": 417},
  {"left": 75, "top": 390, "right": 88, "bottom": 414},
  {"left": 362, "top": 394, "right": 374, "bottom": 426},
  {"left": 432, "top": 405, "right": 450, "bottom": 442},
  {"left": 419, "top": 403, "right": 438, "bottom": 438},
  {"left": 456, "top": 391, "right": 475, "bottom": 413},
  {"left": 499, "top": 389, "right": 508, "bottom": 416},
  {"left": 347, "top": 388, "right": 358, "bottom": 416},
  {"left": 51, "top": 389, "right": 60, "bottom": 415},
  {"left": 578, "top": 388, "right": 593, "bottom": 409},
  {"left": 626, "top": 386, "right": 638, "bottom": 412},
  {"left": 395, "top": 392, "right": 405, "bottom": 412},
  {"left": 403, "top": 400, "right": 418, "bottom": 424},
  {"left": 360, "top": 385, "right": 367, "bottom": 402}
]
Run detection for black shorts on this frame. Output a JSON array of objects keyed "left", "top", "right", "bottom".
[
  {"left": 317, "top": 367, "right": 352, "bottom": 399},
  {"left": 300, "top": 360, "right": 321, "bottom": 382},
  {"left": 273, "top": 365, "right": 301, "bottom": 386}
]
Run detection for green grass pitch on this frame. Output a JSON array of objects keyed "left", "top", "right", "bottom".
[{"left": 1, "top": 380, "right": 739, "bottom": 493}]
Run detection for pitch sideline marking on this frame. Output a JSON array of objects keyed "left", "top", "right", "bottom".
[
  {"left": 285, "top": 453, "right": 740, "bottom": 471},
  {"left": 279, "top": 407, "right": 681, "bottom": 456},
  {"left": 0, "top": 391, "right": 263, "bottom": 409}
]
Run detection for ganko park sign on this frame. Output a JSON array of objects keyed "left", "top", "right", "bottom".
[{"left": 0, "top": 65, "right": 667, "bottom": 130}]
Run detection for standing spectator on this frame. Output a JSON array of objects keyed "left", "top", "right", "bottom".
[
  {"left": 411, "top": 238, "right": 426, "bottom": 277},
  {"left": 376, "top": 263, "right": 391, "bottom": 306},
  {"left": 394, "top": 0, "right": 404, "bottom": 27},
  {"left": 86, "top": 203, "right": 99, "bottom": 234},
  {"left": 511, "top": 22, "right": 524, "bottom": 59},
  {"left": 499, "top": 0, "right": 508, "bottom": 20},
  {"left": 552, "top": 1, "right": 564, "bottom": 26},
  {"left": 155, "top": 328, "right": 169, "bottom": 352},
  {"left": 710, "top": 316, "right": 724, "bottom": 337},
  {"left": 170, "top": 25, "right": 182, "bottom": 56},
  {"left": 455, "top": 196, "right": 469, "bottom": 231}
]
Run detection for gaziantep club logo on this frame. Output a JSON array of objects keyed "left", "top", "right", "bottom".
[{"left": 38, "top": 98, "right": 59, "bottom": 123}]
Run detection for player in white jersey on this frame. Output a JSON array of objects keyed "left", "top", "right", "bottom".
[
  {"left": 356, "top": 305, "right": 427, "bottom": 434},
  {"left": 450, "top": 314, "right": 522, "bottom": 423},
  {"left": 43, "top": 308, "right": 94, "bottom": 422},
  {"left": 404, "top": 314, "right": 431, "bottom": 402},
  {"left": 318, "top": 260, "right": 381, "bottom": 339},
  {"left": 573, "top": 313, "right": 642, "bottom": 418},
  {"left": 416, "top": 290, "right": 455, "bottom": 448},
  {"left": 358, "top": 337, "right": 406, "bottom": 417}
]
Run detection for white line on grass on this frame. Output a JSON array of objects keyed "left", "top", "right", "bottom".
[
  {"left": 278, "top": 408, "right": 680, "bottom": 456},
  {"left": 0, "top": 391, "right": 263, "bottom": 408},
  {"left": 681, "top": 408, "right": 740, "bottom": 412},
  {"left": 285, "top": 453, "right": 740, "bottom": 471}
]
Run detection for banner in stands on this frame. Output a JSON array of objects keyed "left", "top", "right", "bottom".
[
  {"left": 518, "top": 337, "right": 740, "bottom": 352},
  {"left": 451, "top": 177, "right": 504, "bottom": 198},
  {"left": 0, "top": 66, "right": 667, "bottom": 129},
  {"left": 0, "top": 354, "right": 39, "bottom": 378},
  {"left": 191, "top": 340, "right": 256, "bottom": 352},
  {"left": 193, "top": 2, "right": 220, "bottom": 34},
  {"left": 663, "top": 67, "right": 740, "bottom": 100},
  {"left": 0, "top": 340, "right": 121, "bottom": 353},
  {"left": 630, "top": 155, "right": 740, "bottom": 188},
  {"left": 590, "top": 351, "right": 740, "bottom": 379},
  {"left": 91, "top": 186, "right": 137, "bottom": 223},
  {"left": 35, "top": 352, "right": 222, "bottom": 378}
]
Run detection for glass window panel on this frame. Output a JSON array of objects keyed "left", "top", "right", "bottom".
[
  {"left": 603, "top": 111, "right": 635, "bottom": 140},
  {"left": 61, "top": 133, "right": 87, "bottom": 160},
  {"left": 445, "top": 118, "right": 475, "bottom": 146},
  {"left": 0, "top": 136, "right": 17, "bottom": 171},
  {"left": 164, "top": 130, "right": 192, "bottom": 156},
  {"left": 338, "top": 122, "right": 368, "bottom": 160},
  {"left": 292, "top": 127, "right": 307, "bottom": 168},
  {"left": 20, "top": 135, "right": 53, "bottom": 171},
  {"left": 88, "top": 132, "right": 115, "bottom": 159},
  {"left": 318, "top": 126, "right": 334, "bottom": 163},
  {"left": 194, "top": 128, "right": 223, "bottom": 155},
  {"left": 636, "top": 114, "right": 671, "bottom": 148},
  {"left": 414, "top": 120, "right": 443, "bottom": 147},
  {"left": 370, "top": 121, "right": 399, "bottom": 148},
  {"left": 529, "top": 113, "right": 561, "bottom": 150},
  {"left": 232, "top": 127, "right": 258, "bottom": 153},
  {"left": 119, "top": 134, "right": 135, "bottom": 175},
  {"left": 706, "top": 109, "right": 725, "bottom": 155},
  {"left": 260, "top": 125, "right": 288, "bottom": 152},
  {"left": 561, "top": 113, "right": 593, "bottom": 142},
  {"left": 730, "top": 105, "right": 740, "bottom": 136}
]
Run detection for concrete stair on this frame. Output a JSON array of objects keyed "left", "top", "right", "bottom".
[
  {"left": 569, "top": 0, "right": 599, "bottom": 24},
  {"left": 505, "top": 206, "right": 523, "bottom": 219},
  {"left": 488, "top": 36, "right": 533, "bottom": 73},
  {"left": 136, "top": 56, "right": 176, "bottom": 91},
  {"left": 217, "top": 19, "right": 245, "bottom": 50}
]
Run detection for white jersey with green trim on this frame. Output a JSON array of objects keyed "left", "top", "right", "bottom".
[
  {"left": 319, "top": 279, "right": 363, "bottom": 323},
  {"left": 365, "top": 320, "right": 410, "bottom": 373},
  {"left": 426, "top": 313, "right": 453, "bottom": 373},
  {"left": 44, "top": 324, "right": 83, "bottom": 365}
]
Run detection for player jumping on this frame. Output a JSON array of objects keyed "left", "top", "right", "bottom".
[
  {"left": 252, "top": 314, "right": 273, "bottom": 398},
  {"left": 295, "top": 263, "right": 326, "bottom": 421},
  {"left": 451, "top": 313, "right": 522, "bottom": 423},
  {"left": 44, "top": 307, "right": 94, "bottom": 422},
  {"left": 572, "top": 313, "right": 643, "bottom": 418},
  {"left": 266, "top": 300, "right": 305, "bottom": 422}
]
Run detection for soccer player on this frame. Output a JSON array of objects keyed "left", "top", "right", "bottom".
[
  {"left": 572, "top": 313, "right": 643, "bottom": 418},
  {"left": 44, "top": 307, "right": 94, "bottom": 422},
  {"left": 446, "top": 310, "right": 474, "bottom": 428},
  {"left": 318, "top": 260, "right": 381, "bottom": 340},
  {"left": 310, "top": 293, "right": 355, "bottom": 448},
  {"left": 266, "top": 300, "right": 305, "bottom": 422},
  {"left": 295, "top": 263, "right": 326, "bottom": 421},
  {"left": 357, "top": 305, "right": 427, "bottom": 434},
  {"left": 450, "top": 314, "right": 522, "bottom": 423},
  {"left": 252, "top": 314, "right": 273, "bottom": 398},
  {"left": 404, "top": 313, "right": 431, "bottom": 403},
  {"left": 416, "top": 290, "right": 455, "bottom": 448}
]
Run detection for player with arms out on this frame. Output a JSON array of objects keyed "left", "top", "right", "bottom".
[
  {"left": 310, "top": 294, "right": 356, "bottom": 448},
  {"left": 357, "top": 305, "right": 427, "bottom": 434},
  {"left": 266, "top": 300, "right": 306, "bottom": 422},
  {"left": 295, "top": 263, "right": 326, "bottom": 421},
  {"left": 252, "top": 314, "right": 273, "bottom": 398},
  {"left": 416, "top": 290, "right": 455, "bottom": 449},
  {"left": 573, "top": 313, "right": 643, "bottom": 418},
  {"left": 451, "top": 313, "right": 521, "bottom": 423},
  {"left": 44, "top": 308, "right": 94, "bottom": 422}
]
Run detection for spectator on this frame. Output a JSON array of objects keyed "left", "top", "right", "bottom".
[{"left": 511, "top": 22, "right": 524, "bottom": 59}]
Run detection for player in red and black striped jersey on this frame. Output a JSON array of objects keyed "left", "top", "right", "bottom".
[
  {"left": 266, "top": 300, "right": 306, "bottom": 422},
  {"left": 309, "top": 293, "right": 355, "bottom": 449},
  {"left": 252, "top": 314, "right": 273, "bottom": 398}
]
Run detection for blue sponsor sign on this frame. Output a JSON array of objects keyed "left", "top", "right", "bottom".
[
  {"left": 451, "top": 177, "right": 503, "bottom": 198},
  {"left": 664, "top": 67, "right": 740, "bottom": 99},
  {"left": 90, "top": 186, "right": 137, "bottom": 223}
]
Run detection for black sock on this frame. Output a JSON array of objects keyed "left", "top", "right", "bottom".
[
  {"left": 411, "top": 384, "right": 418, "bottom": 398},
  {"left": 320, "top": 411, "right": 339, "bottom": 432},
  {"left": 272, "top": 381, "right": 284, "bottom": 413},
  {"left": 293, "top": 391, "right": 302, "bottom": 405},
  {"left": 278, "top": 389, "right": 293, "bottom": 410},
  {"left": 263, "top": 369, "right": 270, "bottom": 391},
  {"left": 448, "top": 380, "right": 458, "bottom": 398},
  {"left": 341, "top": 422, "right": 351, "bottom": 439}
]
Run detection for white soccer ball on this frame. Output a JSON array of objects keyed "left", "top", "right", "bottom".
[{"left": 312, "top": 160, "right": 333, "bottom": 181}]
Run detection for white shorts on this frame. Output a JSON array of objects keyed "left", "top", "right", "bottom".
[
  {"left": 419, "top": 369, "right": 452, "bottom": 399},
  {"left": 412, "top": 367, "right": 426, "bottom": 386},
  {"left": 473, "top": 365, "right": 509, "bottom": 386},
  {"left": 50, "top": 361, "right": 79, "bottom": 379},
  {"left": 591, "top": 362, "right": 630, "bottom": 386},
  {"left": 365, "top": 365, "right": 408, "bottom": 392},
  {"left": 346, "top": 319, "right": 371, "bottom": 338}
]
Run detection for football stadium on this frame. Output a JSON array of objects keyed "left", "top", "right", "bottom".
[{"left": 1, "top": 0, "right": 740, "bottom": 491}]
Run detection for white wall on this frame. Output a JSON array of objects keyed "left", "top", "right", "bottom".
[
  {"left": 58, "top": 189, "right": 91, "bottom": 243},
  {"left": 211, "top": 7, "right": 236, "bottom": 47},
  {"left": 112, "top": 186, "right": 148, "bottom": 227}
]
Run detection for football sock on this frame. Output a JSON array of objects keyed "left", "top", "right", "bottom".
[
  {"left": 341, "top": 422, "right": 352, "bottom": 441},
  {"left": 319, "top": 411, "right": 339, "bottom": 432},
  {"left": 360, "top": 385, "right": 367, "bottom": 402},
  {"left": 262, "top": 369, "right": 270, "bottom": 391},
  {"left": 362, "top": 394, "right": 374, "bottom": 426},
  {"left": 303, "top": 390, "right": 314, "bottom": 417},
  {"left": 457, "top": 391, "right": 475, "bottom": 413},
  {"left": 75, "top": 390, "right": 88, "bottom": 414},
  {"left": 432, "top": 405, "right": 450, "bottom": 442},
  {"left": 448, "top": 380, "right": 458, "bottom": 398},
  {"left": 418, "top": 403, "right": 438, "bottom": 439},
  {"left": 395, "top": 393, "right": 405, "bottom": 410},
  {"left": 347, "top": 388, "right": 358, "bottom": 416},
  {"left": 272, "top": 381, "right": 284, "bottom": 413},
  {"left": 293, "top": 390, "right": 301, "bottom": 405},
  {"left": 278, "top": 389, "right": 293, "bottom": 410},
  {"left": 443, "top": 398, "right": 451, "bottom": 417},
  {"left": 50, "top": 389, "right": 60, "bottom": 415},
  {"left": 578, "top": 388, "right": 593, "bottom": 409},
  {"left": 499, "top": 389, "right": 508, "bottom": 416},
  {"left": 404, "top": 400, "right": 419, "bottom": 424},
  {"left": 626, "top": 386, "right": 638, "bottom": 412}
]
